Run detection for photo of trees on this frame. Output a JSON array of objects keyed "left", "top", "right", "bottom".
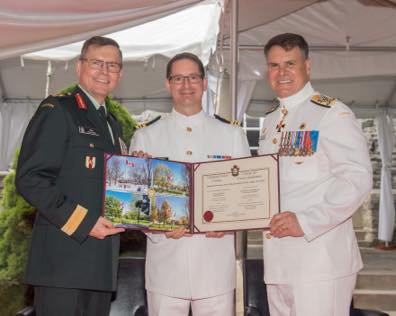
[{"left": 104, "top": 154, "right": 190, "bottom": 231}]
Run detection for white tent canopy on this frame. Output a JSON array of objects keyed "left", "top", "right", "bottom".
[
  {"left": 0, "top": 0, "right": 224, "bottom": 172},
  {"left": 1, "top": 0, "right": 396, "bottom": 113},
  {"left": 0, "top": 0, "right": 205, "bottom": 59},
  {"left": 227, "top": 0, "right": 396, "bottom": 118},
  {"left": 23, "top": 0, "right": 222, "bottom": 64}
]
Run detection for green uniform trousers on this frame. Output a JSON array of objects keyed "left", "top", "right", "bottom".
[{"left": 34, "top": 286, "right": 112, "bottom": 316}]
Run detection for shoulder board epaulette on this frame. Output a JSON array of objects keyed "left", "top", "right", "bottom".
[
  {"left": 40, "top": 93, "right": 72, "bottom": 109},
  {"left": 231, "top": 119, "right": 241, "bottom": 126},
  {"left": 214, "top": 114, "right": 241, "bottom": 126},
  {"left": 265, "top": 99, "right": 280, "bottom": 115},
  {"left": 50, "top": 92, "right": 72, "bottom": 98},
  {"left": 39, "top": 103, "right": 55, "bottom": 109},
  {"left": 136, "top": 116, "right": 161, "bottom": 129},
  {"left": 311, "top": 94, "right": 336, "bottom": 108}
]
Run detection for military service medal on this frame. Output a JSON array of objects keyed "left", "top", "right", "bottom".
[
  {"left": 278, "top": 130, "right": 319, "bottom": 157},
  {"left": 275, "top": 106, "right": 288, "bottom": 132},
  {"left": 118, "top": 137, "right": 128, "bottom": 155}
]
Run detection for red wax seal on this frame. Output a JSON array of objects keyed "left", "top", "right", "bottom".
[{"left": 203, "top": 211, "right": 214, "bottom": 222}]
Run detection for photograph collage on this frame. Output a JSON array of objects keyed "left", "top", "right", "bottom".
[{"left": 104, "top": 154, "right": 191, "bottom": 231}]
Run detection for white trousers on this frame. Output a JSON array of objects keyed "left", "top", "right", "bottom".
[
  {"left": 147, "top": 291, "right": 234, "bottom": 316},
  {"left": 266, "top": 274, "right": 357, "bottom": 316}
]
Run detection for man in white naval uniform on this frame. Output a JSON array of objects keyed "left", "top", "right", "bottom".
[
  {"left": 129, "top": 52, "right": 250, "bottom": 316},
  {"left": 258, "top": 33, "right": 372, "bottom": 316}
]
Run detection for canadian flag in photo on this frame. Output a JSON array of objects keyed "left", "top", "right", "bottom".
[{"left": 125, "top": 159, "right": 135, "bottom": 167}]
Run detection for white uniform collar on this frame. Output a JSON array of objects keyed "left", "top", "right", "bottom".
[
  {"left": 171, "top": 108, "right": 205, "bottom": 126},
  {"left": 278, "top": 82, "right": 314, "bottom": 110}
]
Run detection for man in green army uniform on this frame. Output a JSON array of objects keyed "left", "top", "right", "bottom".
[{"left": 16, "top": 36, "right": 126, "bottom": 316}]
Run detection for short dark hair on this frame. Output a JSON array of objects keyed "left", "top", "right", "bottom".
[
  {"left": 264, "top": 33, "right": 309, "bottom": 60},
  {"left": 166, "top": 52, "right": 205, "bottom": 79},
  {"left": 80, "top": 36, "right": 123, "bottom": 62}
]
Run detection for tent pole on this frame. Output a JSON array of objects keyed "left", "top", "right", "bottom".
[
  {"left": 45, "top": 60, "right": 53, "bottom": 98},
  {"left": 0, "top": 71, "right": 6, "bottom": 101},
  {"left": 230, "top": 0, "right": 238, "bottom": 121},
  {"left": 230, "top": 1, "right": 245, "bottom": 316}
]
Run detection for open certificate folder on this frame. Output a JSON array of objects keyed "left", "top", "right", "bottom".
[{"left": 103, "top": 154, "right": 280, "bottom": 233}]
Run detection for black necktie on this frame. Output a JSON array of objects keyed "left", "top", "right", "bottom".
[
  {"left": 97, "top": 106, "right": 113, "bottom": 143},
  {"left": 98, "top": 106, "right": 107, "bottom": 123}
]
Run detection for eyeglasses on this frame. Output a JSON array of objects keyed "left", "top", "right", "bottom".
[
  {"left": 80, "top": 58, "right": 122, "bottom": 73},
  {"left": 168, "top": 73, "right": 203, "bottom": 84}
]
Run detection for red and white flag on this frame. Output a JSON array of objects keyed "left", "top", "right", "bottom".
[{"left": 125, "top": 159, "right": 135, "bottom": 167}]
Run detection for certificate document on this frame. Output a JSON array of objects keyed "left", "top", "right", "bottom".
[
  {"left": 193, "top": 155, "right": 279, "bottom": 232},
  {"left": 103, "top": 154, "right": 279, "bottom": 233}
]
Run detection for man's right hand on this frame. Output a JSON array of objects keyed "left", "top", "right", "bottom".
[
  {"left": 269, "top": 211, "right": 304, "bottom": 238},
  {"left": 165, "top": 227, "right": 191, "bottom": 239},
  {"left": 131, "top": 150, "right": 151, "bottom": 158},
  {"left": 89, "top": 216, "right": 125, "bottom": 240}
]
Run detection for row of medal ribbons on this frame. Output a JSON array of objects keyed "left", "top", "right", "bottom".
[{"left": 278, "top": 130, "right": 319, "bottom": 157}]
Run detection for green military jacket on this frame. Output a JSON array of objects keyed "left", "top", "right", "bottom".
[{"left": 16, "top": 87, "right": 123, "bottom": 291}]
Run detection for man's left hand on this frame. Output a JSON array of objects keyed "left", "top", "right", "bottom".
[
  {"left": 269, "top": 211, "right": 304, "bottom": 238},
  {"left": 89, "top": 216, "right": 125, "bottom": 240}
]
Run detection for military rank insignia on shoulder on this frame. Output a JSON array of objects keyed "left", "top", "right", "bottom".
[
  {"left": 231, "top": 119, "right": 241, "bottom": 126},
  {"left": 39, "top": 103, "right": 55, "bottom": 109},
  {"left": 311, "top": 94, "right": 336, "bottom": 108},
  {"left": 43, "top": 92, "right": 73, "bottom": 109},
  {"left": 214, "top": 114, "right": 241, "bottom": 126},
  {"left": 136, "top": 116, "right": 161, "bottom": 129},
  {"left": 50, "top": 92, "right": 72, "bottom": 98}
]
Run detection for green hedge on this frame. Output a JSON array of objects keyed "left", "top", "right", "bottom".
[
  {"left": 0, "top": 152, "right": 35, "bottom": 315},
  {"left": 0, "top": 86, "right": 137, "bottom": 315}
]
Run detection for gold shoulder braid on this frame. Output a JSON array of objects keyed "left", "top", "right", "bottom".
[
  {"left": 135, "top": 122, "right": 146, "bottom": 129},
  {"left": 214, "top": 114, "right": 241, "bottom": 126},
  {"left": 231, "top": 119, "right": 241, "bottom": 126},
  {"left": 311, "top": 94, "right": 336, "bottom": 108}
]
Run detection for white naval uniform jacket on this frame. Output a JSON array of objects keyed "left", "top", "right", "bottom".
[
  {"left": 258, "top": 82, "right": 372, "bottom": 285},
  {"left": 129, "top": 109, "right": 251, "bottom": 299}
]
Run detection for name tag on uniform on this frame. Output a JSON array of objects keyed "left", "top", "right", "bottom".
[{"left": 78, "top": 126, "right": 100, "bottom": 137}]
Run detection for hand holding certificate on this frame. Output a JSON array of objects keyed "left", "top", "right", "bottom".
[{"left": 103, "top": 154, "right": 279, "bottom": 233}]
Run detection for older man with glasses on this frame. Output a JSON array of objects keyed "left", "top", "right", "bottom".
[
  {"left": 129, "top": 52, "right": 251, "bottom": 316},
  {"left": 16, "top": 36, "right": 125, "bottom": 316}
]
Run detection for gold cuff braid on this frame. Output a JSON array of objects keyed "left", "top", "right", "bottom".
[{"left": 61, "top": 204, "right": 88, "bottom": 236}]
